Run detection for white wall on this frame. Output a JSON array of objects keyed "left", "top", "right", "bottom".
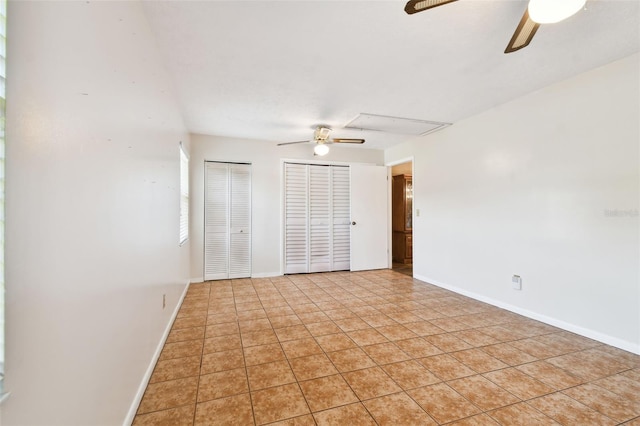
[
  {"left": 386, "top": 53, "right": 640, "bottom": 353},
  {"left": 190, "top": 134, "right": 384, "bottom": 281},
  {"left": 3, "top": 2, "right": 190, "bottom": 425}
]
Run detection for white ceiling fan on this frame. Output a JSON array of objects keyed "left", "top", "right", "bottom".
[
  {"left": 277, "top": 125, "right": 365, "bottom": 156},
  {"left": 404, "top": 0, "right": 587, "bottom": 53}
]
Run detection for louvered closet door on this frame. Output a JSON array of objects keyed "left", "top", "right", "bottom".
[
  {"left": 284, "top": 163, "right": 308, "bottom": 274},
  {"left": 309, "top": 165, "right": 331, "bottom": 273},
  {"left": 331, "top": 166, "right": 350, "bottom": 271},
  {"left": 204, "top": 163, "right": 230, "bottom": 281},
  {"left": 205, "top": 162, "right": 252, "bottom": 280},
  {"left": 229, "top": 164, "right": 251, "bottom": 278},
  {"left": 284, "top": 163, "right": 351, "bottom": 274}
]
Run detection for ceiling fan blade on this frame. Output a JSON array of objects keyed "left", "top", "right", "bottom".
[
  {"left": 277, "top": 140, "right": 310, "bottom": 146},
  {"left": 331, "top": 138, "right": 365, "bottom": 144},
  {"left": 504, "top": 9, "right": 540, "bottom": 53},
  {"left": 404, "top": 0, "right": 458, "bottom": 15}
]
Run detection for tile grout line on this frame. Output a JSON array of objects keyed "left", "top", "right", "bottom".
[
  {"left": 195, "top": 282, "right": 213, "bottom": 425},
  {"left": 233, "top": 283, "right": 259, "bottom": 426}
]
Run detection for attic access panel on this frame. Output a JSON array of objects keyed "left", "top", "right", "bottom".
[{"left": 345, "top": 113, "right": 450, "bottom": 136}]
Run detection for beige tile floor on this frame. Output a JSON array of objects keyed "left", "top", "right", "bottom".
[{"left": 133, "top": 270, "right": 640, "bottom": 425}]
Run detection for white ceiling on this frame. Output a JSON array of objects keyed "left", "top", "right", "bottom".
[{"left": 143, "top": 0, "right": 639, "bottom": 150}]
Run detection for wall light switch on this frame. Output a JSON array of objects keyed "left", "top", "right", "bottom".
[
  {"left": 416, "top": 209, "right": 420, "bottom": 217},
  {"left": 512, "top": 275, "right": 522, "bottom": 290}
]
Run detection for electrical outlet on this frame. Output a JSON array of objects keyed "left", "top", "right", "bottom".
[
  {"left": 512, "top": 275, "right": 522, "bottom": 290},
  {"left": 163, "top": 294, "right": 166, "bottom": 309}
]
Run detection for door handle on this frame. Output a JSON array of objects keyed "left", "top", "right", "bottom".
[{"left": 351, "top": 221, "right": 356, "bottom": 225}]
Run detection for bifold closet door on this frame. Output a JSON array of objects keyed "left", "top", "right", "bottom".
[
  {"left": 228, "top": 164, "right": 251, "bottom": 278},
  {"left": 284, "top": 164, "right": 308, "bottom": 274},
  {"left": 284, "top": 163, "right": 350, "bottom": 274},
  {"left": 204, "top": 163, "right": 229, "bottom": 281},
  {"left": 331, "top": 166, "right": 350, "bottom": 271},
  {"left": 205, "top": 162, "right": 251, "bottom": 280},
  {"left": 309, "top": 165, "right": 330, "bottom": 273}
]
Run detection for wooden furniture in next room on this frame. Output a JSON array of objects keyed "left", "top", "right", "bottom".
[{"left": 392, "top": 174, "right": 412, "bottom": 264}]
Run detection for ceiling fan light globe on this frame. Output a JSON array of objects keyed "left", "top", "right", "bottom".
[
  {"left": 314, "top": 144, "right": 330, "bottom": 156},
  {"left": 528, "top": 0, "right": 586, "bottom": 24}
]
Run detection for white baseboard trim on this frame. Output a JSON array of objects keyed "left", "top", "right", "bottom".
[
  {"left": 251, "top": 272, "right": 282, "bottom": 278},
  {"left": 191, "top": 273, "right": 282, "bottom": 282},
  {"left": 123, "top": 281, "right": 190, "bottom": 426},
  {"left": 413, "top": 273, "right": 640, "bottom": 356}
]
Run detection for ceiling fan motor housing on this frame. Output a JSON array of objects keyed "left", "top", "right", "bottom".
[{"left": 314, "top": 126, "right": 332, "bottom": 141}]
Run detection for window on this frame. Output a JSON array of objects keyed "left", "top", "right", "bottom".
[
  {"left": 0, "top": 0, "right": 7, "bottom": 396},
  {"left": 179, "top": 143, "right": 189, "bottom": 245}
]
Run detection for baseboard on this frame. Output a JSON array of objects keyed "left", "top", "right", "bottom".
[
  {"left": 191, "top": 273, "right": 281, "bottom": 281},
  {"left": 251, "top": 272, "right": 281, "bottom": 278},
  {"left": 122, "top": 281, "right": 190, "bottom": 426},
  {"left": 413, "top": 273, "right": 640, "bottom": 356}
]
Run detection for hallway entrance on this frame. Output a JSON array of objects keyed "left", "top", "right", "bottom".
[{"left": 391, "top": 161, "right": 413, "bottom": 275}]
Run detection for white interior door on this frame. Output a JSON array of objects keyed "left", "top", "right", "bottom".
[
  {"left": 205, "top": 162, "right": 251, "bottom": 280},
  {"left": 229, "top": 164, "right": 252, "bottom": 279},
  {"left": 350, "top": 164, "right": 388, "bottom": 271},
  {"left": 204, "top": 162, "right": 230, "bottom": 281},
  {"left": 284, "top": 163, "right": 309, "bottom": 274},
  {"left": 309, "top": 165, "right": 331, "bottom": 273},
  {"left": 332, "top": 166, "right": 350, "bottom": 271}
]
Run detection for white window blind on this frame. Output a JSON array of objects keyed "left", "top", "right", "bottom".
[
  {"left": 0, "top": 0, "right": 7, "bottom": 392},
  {"left": 179, "top": 144, "right": 189, "bottom": 245}
]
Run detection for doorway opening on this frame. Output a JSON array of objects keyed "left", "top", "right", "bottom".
[{"left": 391, "top": 161, "right": 413, "bottom": 276}]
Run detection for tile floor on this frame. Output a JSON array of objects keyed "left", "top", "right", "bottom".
[
  {"left": 133, "top": 270, "right": 640, "bottom": 425},
  {"left": 391, "top": 263, "right": 413, "bottom": 277}
]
